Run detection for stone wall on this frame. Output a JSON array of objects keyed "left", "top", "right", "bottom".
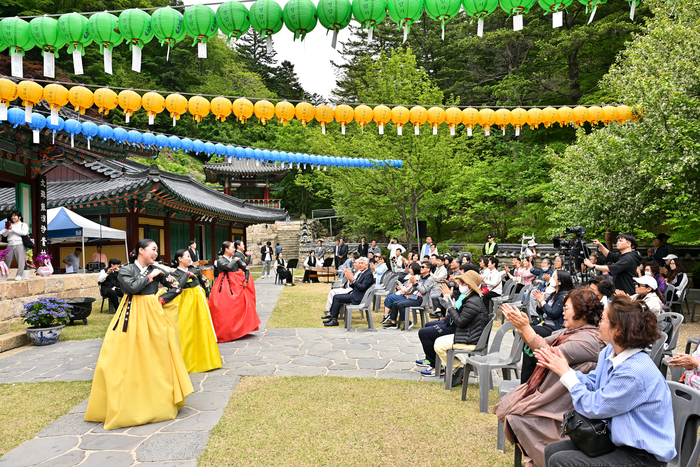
[{"left": 246, "top": 220, "right": 308, "bottom": 265}]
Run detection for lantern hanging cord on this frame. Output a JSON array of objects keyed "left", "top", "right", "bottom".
[
  {"left": 1, "top": 75, "right": 630, "bottom": 109},
  {"left": 0, "top": 1, "right": 258, "bottom": 20}
]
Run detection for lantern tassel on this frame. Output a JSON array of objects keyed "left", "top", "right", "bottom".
[
  {"left": 513, "top": 14, "right": 524, "bottom": 31},
  {"left": 173, "top": 116, "right": 177, "bottom": 127},
  {"left": 72, "top": 49, "right": 84, "bottom": 75},
  {"left": 450, "top": 125, "right": 455, "bottom": 136},
  {"left": 553, "top": 11, "right": 563, "bottom": 28},
  {"left": 477, "top": 18, "right": 484, "bottom": 37},
  {"left": 43, "top": 51, "right": 55, "bottom": 79},
  {"left": 588, "top": 6, "right": 597, "bottom": 24},
  {"left": 341, "top": 123, "right": 346, "bottom": 135},
  {"left": 467, "top": 127, "right": 473, "bottom": 136},
  {"left": 403, "top": 25, "right": 408, "bottom": 43},
  {"left": 502, "top": 128, "right": 506, "bottom": 136},
  {"left": 0, "top": 103, "right": 6, "bottom": 121},
  {"left": 71, "top": 134, "right": 74, "bottom": 147},
  {"left": 198, "top": 42, "right": 207, "bottom": 59},
  {"left": 104, "top": 48, "right": 113, "bottom": 74},
  {"left": 322, "top": 123, "right": 326, "bottom": 134},
  {"left": 415, "top": 125, "right": 419, "bottom": 135},
  {"left": 149, "top": 114, "right": 154, "bottom": 125},
  {"left": 368, "top": 26, "right": 373, "bottom": 41},
  {"left": 397, "top": 125, "right": 402, "bottom": 136},
  {"left": 331, "top": 30, "right": 339, "bottom": 49},
  {"left": 87, "top": 137, "right": 91, "bottom": 150},
  {"left": 51, "top": 107, "right": 58, "bottom": 126},
  {"left": 132, "top": 44, "right": 142, "bottom": 73},
  {"left": 25, "top": 104, "right": 31, "bottom": 123},
  {"left": 433, "top": 125, "right": 438, "bottom": 135},
  {"left": 485, "top": 127, "right": 490, "bottom": 137},
  {"left": 32, "top": 129, "right": 39, "bottom": 144},
  {"left": 266, "top": 36, "right": 273, "bottom": 54},
  {"left": 125, "top": 112, "right": 130, "bottom": 123},
  {"left": 10, "top": 51, "right": 22, "bottom": 78},
  {"left": 166, "top": 43, "right": 171, "bottom": 62},
  {"left": 441, "top": 21, "right": 445, "bottom": 41},
  {"left": 630, "top": 0, "right": 636, "bottom": 20},
  {"left": 379, "top": 124, "right": 384, "bottom": 135},
  {"left": 52, "top": 132, "right": 55, "bottom": 144},
  {"left": 516, "top": 126, "right": 520, "bottom": 136}
]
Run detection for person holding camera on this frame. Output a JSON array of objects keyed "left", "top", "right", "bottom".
[
  {"left": 1, "top": 210, "right": 29, "bottom": 280},
  {"left": 583, "top": 234, "right": 641, "bottom": 295},
  {"left": 98, "top": 259, "right": 124, "bottom": 312}
]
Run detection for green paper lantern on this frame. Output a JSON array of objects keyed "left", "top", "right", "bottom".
[
  {"left": 538, "top": 0, "right": 573, "bottom": 11},
  {"left": 183, "top": 5, "right": 217, "bottom": 45},
  {"left": 29, "top": 17, "right": 65, "bottom": 57},
  {"left": 88, "top": 12, "right": 123, "bottom": 52},
  {"left": 0, "top": 17, "right": 35, "bottom": 78},
  {"left": 250, "top": 0, "right": 284, "bottom": 51},
  {"left": 462, "top": 0, "right": 498, "bottom": 36},
  {"left": 0, "top": 30, "right": 7, "bottom": 53},
  {"left": 316, "top": 0, "right": 352, "bottom": 48},
  {"left": 216, "top": 1, "right": 251, "bottom": 42},
  {"left": 58, "top": 13, "right": 92, "bottom": 54},
  {"left": 577, "top": 0, "right": 606, "bottom": 22},
  {"left": 500, "top": 0, "right": 537, "bottom": 15},
  {"left": 151, "top": 7, "right": 186, "bottom": 51},
  {"left": 118, "top": 9, "right": 154, "bottom": 73},
  {"left": 387, "top": 0, "right": 424, "bottom": 40},
  {"left": 351, "top": 0, "right": 387, "bottom": 40},
  {"left": 283, "top": 0, "right": 317, "bottom": 41},
  {"left": 425, "top": 0, "right": 461, "bottom": 39}
]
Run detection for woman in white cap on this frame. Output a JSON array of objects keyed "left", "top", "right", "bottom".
[
  {"left": 630, "top": 275, "right": 664, "bottom": 315},
  {"left": 524, "top": 240, "right": 537, "bottom": 260}
]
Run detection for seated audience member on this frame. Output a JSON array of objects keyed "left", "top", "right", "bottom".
[
  {"left": 641, "top": 261, "right": 667, "bottom": 294},
  {"left": 429, "top": 255, "right": 449, "bottom": 316},
  {"left": 588, "top": 275, "right": 615, "bottom": 307},
  {"left": 530, "top": 258, "right": 553, "bottom": 292},
  {"left": 481, "top": 256, "right": 502, "bottom": 311},
  {"left": 516, "top": 258, "right": 535, "bottom": 291},
  {"left": 496, "top": 288, "right": 605, "bottom": 467},
  {"left": 383, "top": 261, "right": 434, "bottom": 330},
  {"left": 460, "top": 252, "right": 472, "bottom": 265},
  {"left": 433, "top": 270, "right": 490, "bottom": 386},
  {"left": 98, "top": 258, "right": 123, "bottom": 312},
  {"left": 302, "top": 251, "right": 319, "bottom": 283},
  {"left": 373, "top": 255, "right": 388, "bottom": 285},
  {"left": 392, "top": 248, "right": 408, "bottom": 275},
  {"left": 630, "top": 276, "right": 664, "bottom": 316},
  {"left": 367, "top": 251, "right": 375, "bottom": 264},
  {"left": 540, "top": 296, "right": 676, "bottom": 467},
  {"left": 337, "top": 252, "right": 359, "bottom": 278},
  {"left": 505, "top": 256, "right": 522, "bottom": 279},
  {"left": 323, "top": 257, "right": 374, "bottom": 327},
  {"left": 662, "top": 253, "right": 678, "bottom": 266},
  {"left": 276, "top": 252, "right": 294, "bottom": 286},
  {"left": 521, "top": 270, "right": 574, "bottom": 383},
  {"left": 669, "top": 343, "right": 700, "bottom": 390},
  {"left": 478, "top": 256, "right": 487, "bottom": 274},
  {"left": 381, "top": 269, "right": 416, "bottom": 324},
  {"left": 666, "top": 257, "right": 689, "bottom": 308}
]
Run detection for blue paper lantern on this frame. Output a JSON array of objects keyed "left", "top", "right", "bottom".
[
  {"left": 155, "top": 134, "right": 170, "bottom": 149},
  {"left": 128, "top": 130, "right": 143, "bottom": 146},
  {"left": 168, "top": 136, "right": 181, "bottom": 149},
  {"left": 244, "top": 148, "right": 255, "bottom": 161},
  {"left": 97, "top": 125, "right": 113, "bottom": 141},
  {"left": 262, "top": 150, "right": 271, "bottom": 162},
  {"left": 46, "top": 116, "right": 64, "bottom": 143},
  {"left": 81, "top": 121, "right": 98, "bottom": 149},
  {"left": 215, "top": 143, "right": 226, "bottom": 156},
  {"left": 64, "top": 119, "right": 82, "bottom": 147},
  {"left": 113, "top": 127, "right": 128, "bottom": 144},
  {"left": 28, "top": 113, "right": 46, "bottom": 144},
  {"left": 203, "top": 142, "right": 216, "bottom": 156},
  {"left": 8, "top": 108, "right": 25, "bottom": 127},
  {"left": 192, "top": 139, "right": 205, "bottom": 154},
  {"left": 225, "top": 145, "right": 236, "bottom": 158},
  {"left": 180, "top": 137, "right": 193, "bottom": 152},
  {"left": 142, "top": 132, "right": 156, "bottom": 147}
]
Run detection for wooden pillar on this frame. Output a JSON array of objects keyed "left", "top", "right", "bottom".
[
  {"left": 210, "top": 222, "right": 216, "bottom": 260},
  {"left": 224, "top": 176, "right": 231, "bottom": 196},
  {"left": 127, "top": 204, "right": 139, "bottom": 259},
  {"left": 189, "top": 217, "right": 195, "bottom": 243},
  {"left": 163, "top": 214, "right": 170, "bottom": 261}
]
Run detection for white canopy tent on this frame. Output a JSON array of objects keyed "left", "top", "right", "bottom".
[{"left": 47, "top": 207, "right": 128, "bottom": 271}]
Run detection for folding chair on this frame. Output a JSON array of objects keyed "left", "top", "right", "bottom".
[
  {"left": 667, "top": 382, "right": 700, "bottom": 467},
  {"left": 342, "top": 285, "right": 376, "bottom": 331},
  {"left": 664, "top": 284, "right": 677, "bottom": 312},
  {"left": 444, "top": 313, "right": 496, "bottom": 390},
  {"left": 404, "top": 292, "right": 431, "bottom": 330},
  {"left": 658, "top": 312, "right": 684, "bottom": 378}
]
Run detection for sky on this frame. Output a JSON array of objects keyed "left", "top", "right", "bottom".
[{"left": 183, "top": 0, "right": 349, "bottom": 99}]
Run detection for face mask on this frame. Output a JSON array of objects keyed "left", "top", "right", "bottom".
[
  {"left": 549, "top": 277, "right": 558, "bottom": 287},
  {"left": 645, "top": 271, "right": 653, "bottom": 276},
  {"left": 459, "top": 285, "right": 470, "bottom": 294}
]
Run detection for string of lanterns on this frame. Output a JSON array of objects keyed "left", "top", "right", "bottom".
[
  {"left": 0, "top": 78, "right": 637, "bottom": 136},
  {"left": 0, "top": 0, "right": 639, "bottom": 78},
  {"left": 2, "top": 108, "right": 403, "bottom": 169}
]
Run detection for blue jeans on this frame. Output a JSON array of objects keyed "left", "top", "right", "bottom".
[
  {"left": 418, "top": 320, "right": 455, "bottom": 367},
  {"left": 389, "top": 296, "right": 422, "bottom": 322},
  {"left": 384, "top": 294, "right": 404, "bottom": 309}
]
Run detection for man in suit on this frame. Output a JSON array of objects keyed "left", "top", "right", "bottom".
[
  {"left": 314, "top": 240, "right": 326, "bottom": 261},
  {"left": 187, "top": 241, "right": 200, "bottom": 267},
  {"left": 338, "top": 238, "right": 349, "bottom": 265},
  {"left": 333, "top": 239, "right": 341, "bottom": 269},
  {"left": 420, "top": 236, "right": 438, "bottom": 258},
  {"left": 260, "top": 241, "right": 273, "bottom": 278},
  {"left": 358, "top": 237, "right": 369, "bottom": 257},
  {"left": 324, "top": 257, "right": 374, "bottom": 327}
]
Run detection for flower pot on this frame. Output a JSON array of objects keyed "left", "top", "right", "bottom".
[
  {"left": 37, "top": 266, "right": 52, "bottom": 277},
  {"left": 25, "top": 325, "right": 65, "bottom": 346},
  {"left": 22, "top": 270, "right": 31, "bottom": 280}
]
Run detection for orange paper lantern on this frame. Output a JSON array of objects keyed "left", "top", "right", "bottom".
[
  {"left": 254, "top": 99, "right": 275, "bottom": 125},
  {"left": 462, "top": 107, "right": 480, "bottom": 136},
  {"left": 211, "top": 96, "right": 233, "bottom": 122},
  {"left": 511, "top": 107, "right": 527, "bottom": 135},
  {"left": 444, "top": 107, "right": 462, "bottom": 136},
  {"left": 391, "top": 105, "right": 409, "bottom": 135},
  {"left": 409, "top": 106, "right": 427, "bottom": 135},
  {"left": 614, "top": 105, "right": 631, "bottom": 125},
  {"left": 142, "top": 91, "right": 166, "bottom": 125},
  {"left": 539, "top": 107, "right": 556, "bottom": 128},
  {"left": 275, "top": 101, "right": 295, "bottom": 126},
  {"left": 571, "top": 106, "right": 588, "bottom": 127},
  {"left": 527, "top": 108, "right": 542, "bottom": 129},
  {"left": 69, "top": 85, "right": 94, "bottom": 116},
  {"left": 233, "top": 98, "right": 254, "bottom": 124},
  {"left": 117, "top": 89, "right": 141, "bottom": 123},
  {"left": 479, "top": 108, "right": 496, "bottom": 136},
  {"left": 354, "top": 104, "right": 373, "bottom": 132},
  {"left": 17, "top": 80, "right": 43, "bottom": 122},
  {"left": 587, "top": 105, "right": 603, "bottom": 125},
  {"left": 188, "top": 95, "right": 210, "bottom": 123},
  {"left": 427, "top": 106, "right": 445, "bottom": 135},
  {"left": 43, "top": 83, "right": 69, "bottom": 124},
  {"left": 601, "top": 105, "right": 616, "bottom": 125},
  {"left": 373, "top": 105, "right": 391, "bottom": 135},
  {"left": 334, "top": 104, "right": 354, "bottom": 134},
  {"left": 494, "top": 108, "right": 512, "bottom": 134},
  {"left": 94, "top": 87, "right": 118, "bottom": 116},
  {"left": 165, "top": 93, "right": 188, "bottom": 126},
  {"left": 295, "top": 102, "right": 315, "bottom": 126},
  {"left": 556, "top": 106, "right": 573, "bottom": 127}
]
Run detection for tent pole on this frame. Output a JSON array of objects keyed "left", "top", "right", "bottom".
[
  {"left": 81, "top": 235, "right": 85, "bottom": 273},
  {"left": 125, "top": 239, "right": 129, "bottom": 265}
]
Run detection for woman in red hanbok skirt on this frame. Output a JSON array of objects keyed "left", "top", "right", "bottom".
[{"left": 209, "top": 240, "right": 260, "bottom": 342}]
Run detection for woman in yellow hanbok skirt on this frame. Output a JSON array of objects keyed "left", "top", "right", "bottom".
[
  {"left": 85, "top": 239, "right": 193, "bottom": 431},
  {"left": 165, "top": 249, "right": 221, "bottom": 373}
]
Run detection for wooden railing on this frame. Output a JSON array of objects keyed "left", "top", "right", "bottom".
[{"left": 240, "top": 199, "right": 282, "bottom": 209}]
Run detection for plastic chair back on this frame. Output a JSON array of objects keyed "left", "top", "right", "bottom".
[
  {"left": 668, "top": 382, "right": 700, "bottom": 467},
  {"left": 658, "top": 312, "right": 684, "bottom": 352},
  {"left": 649, "top": 331, "right": 668, "bottom": 368},
  {"left": 358, "top": 285, "right": 375, "bottom": 308},
  {"left": 474, "top": 313, "right": 496, "bottom": 352},
  {"left": 665, "top": 284, "right": 676, "bottom": 308}
]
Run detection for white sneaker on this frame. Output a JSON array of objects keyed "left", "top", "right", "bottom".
[{"left": 14, "top": 275, "right": 22, "bottom": 281}]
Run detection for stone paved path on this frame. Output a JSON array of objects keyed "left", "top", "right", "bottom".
[{"left": 0, "top": 280, "right": 500, "bottom": 466}]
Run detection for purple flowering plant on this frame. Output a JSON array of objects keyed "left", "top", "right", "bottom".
[
  {"left": 0, "top": 249, "right": 9, "bottom": 262},
  {"left": 21, "top": 297, "right": 72, "bottom": 328}
]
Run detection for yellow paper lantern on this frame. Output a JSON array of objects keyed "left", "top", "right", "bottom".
[
  {"left": 188, "top": 95, "right": 210, "bottom": 123},
  {"left": 117, "top": 89, "right": 141, "bottom": 123},
  {"left": 527, "top": 108, "right": 542, "bottom": 129},
  {"left": 391, "top": 106, "right": 410, "bottom": 135},
  {"left": 409, "top": 106, "right": 427, "bottom": 135},
  {"left": 540, "top": 107, "right": 557, "bottom": 128},
  {"left": 601, "top": 105, "right": 616, "bottom": 125},
  {"left": 165, "top": 93, "right": 188, "bottom": 125},
  {"left": 17, "top": 80, "right": 43, "bottom": 122},
  {"left": 587, "top": 105, "right": 603, "bottom": 125},
  {"left": 444, "top": 107, "right": 462, "bottom": 136},
  {"left": 210, "top": 96, "right": 233, "bottom": 122},
  {"left": 295, "top": 102, "right": 315, "bottom": 127},
  {"left": 334, "top": 104, "right": 354, "bottom": 134},
  {"left": 93, "top": 87, "right": 118, "bottom": 116},
  {"left": 556, "top": 106, "right": 573, "bottom": 127},
  {"left": 354, "top": 104, "right": 373, "bottom": 132},
  {"left": 43, "top": 84, "right": 69, "bottom": 124},
  {"left": 494, "top": 108, "right": 512, "bottom": 135},
  {"left": 461, "top": 107, "right": 480, "bottom": 136},
  {"left": 571, "top": 106, "right": 588, "bottom": 127},
  {"left": 314, "top": 104, "right": 334, "bottom": 133},
  {"left": 479, "top": 108, "right": 496, "bottom": 136},
  {"left": 142, "top": 91, "right": 166, "bottom": 125},
  {"left": 69, "top": 85, "right": 94, "bottom": 115},
  {"left": 254, "top": 99, "right": 275, "bottom": 125},
  {"left": 232, "top": 98, "right": 254, "bottom": 124},
  {"left": 614, "top": 105, "right": 632, "bottom": 125},
  {"left": 0, "top": 78, "right": 18, "bottom": 107},
  {"left": 511, "top": 107, "right": 528, "bottom": 135},
  {"left": 275, "top": 101, "right": 295, "bottom": 126},
  {"left": 427, "top": 107, "right": 445, "bottom": 135},
  {"left": 373, "top": 105, "right": 391, "bottom": 135}
]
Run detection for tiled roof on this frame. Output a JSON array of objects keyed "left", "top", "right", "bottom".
[{"left": 203, "top": 160, "right": 289, "bottom": 183}]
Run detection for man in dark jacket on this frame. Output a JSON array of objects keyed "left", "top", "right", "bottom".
[
  {"left": 584, "top": 234, "right": 641, "bottom": 295},
  {"left": 338, "top": 238, "right": 349, "bottom": 264},
  {"left": 97, "top": 258, "right": 123, "bottom": 313},
  {"left": 324, "top": 257, "right": 374, "bottom": 327},
  {"left": 358, "top": 237, "right": 369, "bottom": 257}
]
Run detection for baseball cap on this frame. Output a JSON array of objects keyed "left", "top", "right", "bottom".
[
  {"left": 634, "top": 276, "right": 658, "bottom": 290},
  {"left": 662, "top": 254, "right": 678, "bottom": 261}
]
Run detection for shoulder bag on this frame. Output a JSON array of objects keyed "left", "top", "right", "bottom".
[
  {"left": 21, "top": 224, "right": 34, "bottom": 249},
  {"left": 561, "top": 410, "right": 616, "bottom": 458}
]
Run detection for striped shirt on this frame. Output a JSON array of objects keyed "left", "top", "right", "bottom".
[{"left": 560, "top": 344, "right": 676, "bottom": 462}]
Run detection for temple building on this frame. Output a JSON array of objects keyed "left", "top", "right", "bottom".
[{"left": 204, "top": 160, "right": 289, "bottom": 209}]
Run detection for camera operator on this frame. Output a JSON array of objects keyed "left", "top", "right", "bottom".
[
  {"left": 98, "top": 258, "right": 123, "bottom": 312},
  {"left": 583, "top": 234, "right": 641, "bottom": 295}
]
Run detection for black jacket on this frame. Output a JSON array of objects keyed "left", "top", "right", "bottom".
[
  {"left": 338, "top": 243, "right": 349, "bottom": 259},
  {"left": 260, "top": 245, "right": 273, "bottom": 261},
  {"left": 346, "top": 269, "right": 374, "bottom": 304},
  {"left": 358, "top": 243, "right": 369, "bottom": 257},
  {"left": 100, "top": 269, "right": 121, "bottom": 295},
  {"left": 118, "top": 263, "right": 181, "bottom": 302},
  {"left": 216, "top": 254, "right": 249, "bottom": 281},
  {"left": 606, "top": 250, "right": 642, "bottom": 295},
  {"left": 445, "top": 292, "right": 490, "bottom": 346}
]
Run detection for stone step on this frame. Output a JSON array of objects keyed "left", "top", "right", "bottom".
[{"left": 0, "top": 330, "right": 29, "bottom": 352}]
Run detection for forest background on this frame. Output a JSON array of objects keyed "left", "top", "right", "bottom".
[{"left": 3, "top": 0, "right": 699, "bottom": 249}]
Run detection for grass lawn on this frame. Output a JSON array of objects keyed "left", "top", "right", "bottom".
[
  {"left": 0, "top": 380, "right": 92, "bottom": 457},
  {"left": 200, "top": 376, "right": 512, "bottom": 467}
]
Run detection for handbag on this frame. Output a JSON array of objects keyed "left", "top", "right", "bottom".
[
  {"left": 561, "top": 410, "right": 616, "bottom": 458},
  {"left": 22, "top": 231, "right": 34, "bottom": 249}
]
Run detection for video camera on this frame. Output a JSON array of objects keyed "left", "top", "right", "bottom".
[{"left": 552, "top": 227, "right": 591, "bottom": 282}]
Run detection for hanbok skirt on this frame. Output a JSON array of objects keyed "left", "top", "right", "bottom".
[
  {"left": 209, "top": 270, "right": 259, "bottom": 342},
  {"left": 176, "top": 286, "right": 222, "bottom": 373}
]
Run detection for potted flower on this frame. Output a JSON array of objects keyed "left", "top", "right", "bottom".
[
  {"left": 0, "top": 248, "right": 9, "bottom": 281},
  {"left": 23, "top": 250, "right": 33, "bottom": 279},
  {"left": 21, "top": 297, "right": 72, "bottom": 345},
  {"left": 35, "top": 252, "right": 53, "bottom": 277}
]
